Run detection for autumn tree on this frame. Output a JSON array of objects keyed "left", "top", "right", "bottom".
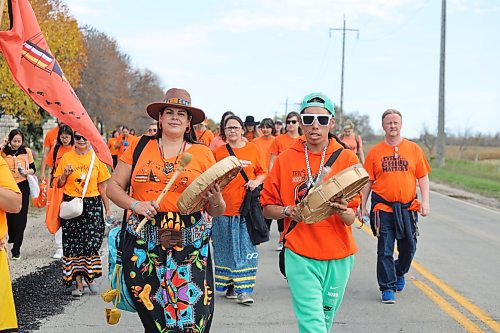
[{"left": 0, "top": 0, "right": 86, "bottom": 126}]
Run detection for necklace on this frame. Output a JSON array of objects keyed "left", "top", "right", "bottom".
[
  {"left": 304, "top": 142, "right": 327, "bottom": 187},
  {"left": 159, "top": 138, "right": 186, "bottom": 175}
]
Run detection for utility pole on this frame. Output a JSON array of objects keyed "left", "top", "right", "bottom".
[
  {"left": 437, "top": 0, "right": 446, "bottom": 167},
  {"left": 329, "top": 15, "right": 359, "bottom": 128}
]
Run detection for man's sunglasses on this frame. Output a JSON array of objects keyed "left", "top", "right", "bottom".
[
  {"left": 300, "top": 114, "right": 332, "bottom": 126},
  {"left": 148, "top": 128, "right": 157, "bottom": 133},
  {"left": 74, "top": 134, "right": 87, "bottom": 141},
  {"left": 286, "top": 120, "right": 298, "bottom": 125}
]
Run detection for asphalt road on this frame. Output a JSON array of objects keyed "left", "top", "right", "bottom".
[{"left": 31, "top": 191, "right": 500, "bottom": 333}]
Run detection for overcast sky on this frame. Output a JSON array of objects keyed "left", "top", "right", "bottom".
[{"left": 62, "top": 0, "right": 499, "bottom": 138}]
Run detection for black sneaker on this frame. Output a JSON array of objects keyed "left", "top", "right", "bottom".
[{"left": 225, "top": 285, "right": 237, "bottom": 299}]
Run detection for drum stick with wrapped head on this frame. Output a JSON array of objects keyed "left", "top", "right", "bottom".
[{"left": 135, "top": 153, "right": 192, "bottom": 233}]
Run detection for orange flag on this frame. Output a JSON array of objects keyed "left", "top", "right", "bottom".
[{"left": 0, "top": 0, "right": 112, "bottom": 166}]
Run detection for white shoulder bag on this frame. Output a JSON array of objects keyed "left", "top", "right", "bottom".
[
  {"left": 25, "top": 151, "right": 40, "bottom": 198},
  {"left": 59, "top": 151, "right": 96, "bottom": 220}
]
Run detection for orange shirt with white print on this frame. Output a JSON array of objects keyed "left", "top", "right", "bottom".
[
  {"left": 252, "top": 136, "right": 275, "bottom": 170},
  {"left": 0, "top": 157, "right": 21, "bottom": 239},
  {"left": 261, "top": 138, "right": 359, "bottom": 261},
  {"left": 196, "top": 129, "right": 215, "bottom": 147},
  {"left": 54, "top": 150, "right": 111, "bottom": 197},
  {"left": 364, "top": 139, "right": 430, "bottom": 213},
  {"left": 1, "top": 148, "right": 35, "bottom": 183},
  {"left": 43, "top": 126, "right": 59, "bottom": 150},
  {"left": 214, "top": 142, "right": 267, "bottom": 216},
  {"left": 269, "top": 133, "right": 301, "bottom": 156},
  {"left": 121, "top": 138, "right": 216, "bottom": 212}
]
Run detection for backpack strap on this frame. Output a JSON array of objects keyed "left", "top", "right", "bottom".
[
  {"left": 226, "top": 144, "right": 250, "bottom": 182},
  {"left": 117, "top": 135, "right": 155, "bottom": 261},
  {"left": 282, "top": 147, "right": 344, "bottom": 241}
]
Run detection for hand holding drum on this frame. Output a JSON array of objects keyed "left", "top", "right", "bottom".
[{"left": 135, "top": 153, "right": 192, "bottom": 233}]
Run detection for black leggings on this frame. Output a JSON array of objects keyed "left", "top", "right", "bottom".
[{"left": 7, "top": 180, "right": 30, "bottom": 257}]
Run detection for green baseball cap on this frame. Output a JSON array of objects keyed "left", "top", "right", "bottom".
[{"left": 300, "top": 92, "right": 335, "bottom": 116}]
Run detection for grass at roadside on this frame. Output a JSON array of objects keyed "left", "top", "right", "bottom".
[{"left": 430, "top": 158, "right": 500, "bottom": 199}]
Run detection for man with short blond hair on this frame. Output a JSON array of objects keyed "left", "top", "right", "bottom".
[{"left": 361, "top": 108, "right": 430, "bottom": 304}]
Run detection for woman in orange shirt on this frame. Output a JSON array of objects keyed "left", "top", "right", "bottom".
[
  {"left": 108, "top": 130, "right": 119, "bottom": 169},
  {"left": 339, "top": 121, "right": 365, "bottom": 164},
  {"left": 209, "top": 111, "right": 235, "bottom": 152},
  {"left": 252, "top": 118, "right": 275, "bottom": 230},
  {"left": 54, "top": 131, "right": 111, "bottom": 296},
  {"left": 46, "top": 125, "right": 74, "bottom": 260},
  {"left": 107, "top": 88, "right": 225, "bottom": 332},
  {"left": 212, "top": 115, "right": 267, "bottom": 305},
  {"left": 0, "top": 129, "right": 36, "bottom": 260}
]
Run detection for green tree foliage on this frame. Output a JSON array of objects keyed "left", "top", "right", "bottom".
[{"left": 0, "top": 0, "right": 86, "bottom": 126}]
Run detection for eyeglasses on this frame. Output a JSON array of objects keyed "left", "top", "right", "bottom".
[
  {"left": 394, "top": 146, "right": 399, "bottom": 159},
  {"left": 300, "top": 114, "right": 332, "bottom": 126},
  {"left": 148, "top": 128, "right": 157, "bottom": 133},
  {"left": 286, "top": 120, "right": 298, "bottom": 125},
  {"left": 74, "top": 134, "right": 87, "bottom": 141},
  {"left": 225, "top": 126, "right": 242, "bottom": 132}
]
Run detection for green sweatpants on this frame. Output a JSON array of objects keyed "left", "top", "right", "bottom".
[{"left": 285, "top": 249, "right": 355, "bottom": 333}]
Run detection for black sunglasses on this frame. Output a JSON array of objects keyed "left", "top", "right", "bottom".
[
  {"left": 286, "top": 120, "right": 298, "bottom": 125},
  {"left": 74, "top": 134, "right": 87, "bottom": 141}
]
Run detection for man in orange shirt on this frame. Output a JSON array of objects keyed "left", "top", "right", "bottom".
[
  {"left": 339, "top": 121, "right": 365, "bottom": 164},
  {"left": 361, "top": 109, "right": 430, "bottom": 304},
  {"left": 0, "top": 157, "right": 22, "bottom": 332},
  {"left": 262, "top": 92, "right": 359, "bottom": 332}
]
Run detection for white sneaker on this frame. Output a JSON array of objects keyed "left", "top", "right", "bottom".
[
  {"left": 276, "top": 242, "right": 283, "bottom": 251},
  {"left": 53, "top": 249, "right": 63, "bottom": 259}
]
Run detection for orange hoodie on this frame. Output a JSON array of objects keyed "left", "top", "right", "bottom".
[{"left": 261, "top": 138, "right": 360, "bottom": 260}]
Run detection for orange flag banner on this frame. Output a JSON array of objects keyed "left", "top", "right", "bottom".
[{"left": 0, "top": 0, "right": 112, "bottom": 166}]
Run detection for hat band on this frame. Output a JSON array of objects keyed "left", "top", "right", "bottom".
[{"left": 164, "top": 97, "right": 190, "bottom": 107}]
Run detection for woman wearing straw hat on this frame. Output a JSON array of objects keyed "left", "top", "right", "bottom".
[{"left": 107, "top": 88, "right": 225, "bottom": 332}]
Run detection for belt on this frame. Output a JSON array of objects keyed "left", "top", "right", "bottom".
[{"left": 125, "top": 212, "right": 209, "bottom": 247}]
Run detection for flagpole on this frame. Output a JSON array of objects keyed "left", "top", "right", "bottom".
[{"left": 0, "top": 0, "right": 6, "bottom": 28}]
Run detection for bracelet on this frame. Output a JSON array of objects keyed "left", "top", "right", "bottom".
[
  {"left": 131, "top": 200, "right": 140, "bottom": 213},
  {"left": 281, "top": 206, "right": 289, "bottom": 217}
]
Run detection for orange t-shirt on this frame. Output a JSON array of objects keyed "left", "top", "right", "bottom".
[
  {"left": 252, "top": 136, "right": 275, "bottom": 171},
  {"left": 116, "top": 135, "right": 138, "bottom": 158},
  {"left": 209, "top": 134, "right": 226, "bottom": 152},
  {"left": 340, "top": 133, "right": 363, "bottom": 155},
  {"left": 364, "top": 139, "right": 430, "bottom": 213},
  {"left": 261, "top": 138, "right": 360, "bottom": 260},
  {"left": 214, "top": 142, "right": 268, "bottom": 216},
  {"left": 46, "top": 145, "right": 73, "bottom": 168},
  {"left": 196, "top": 129, "right": 215, "bottom": 147},
  {"left": 54, "top": 150, "right": 111, "bottom": 197},
  {"left": 108, "top": 137, "right": 118, "bottom": 156},
  {"left": 1, "top": 148, "right": 35, "bottom": 183},
  {"left": 43, "top": 126, "right": 59, "bottom": 150},
  {"left": 121, "top": 138, "right": 216, "bottom": 212},
  {"left": 0, "top": 157, "right": 21, "bottom": 239},
  {"left": 269, "top": 133, "right": 301, "bottom": 156},
  {"left": 244, "top": 131, "right": 256, "bottom": 141}
]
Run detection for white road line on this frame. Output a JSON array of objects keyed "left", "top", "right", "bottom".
[{"left": 430, "top": 190, "right": 500, "bottom": 215}]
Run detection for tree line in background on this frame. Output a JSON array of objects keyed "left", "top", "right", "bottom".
[{"left": 0, "top": 0, "right": 164, "bottom": 150}]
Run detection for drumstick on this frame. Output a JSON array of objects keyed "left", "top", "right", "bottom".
[{"left": 135, "top": 153, "right": 192, "bottom": 233}]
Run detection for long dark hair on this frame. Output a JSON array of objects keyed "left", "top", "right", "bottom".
[
  {"left": 3, "top": 129, "right": 27, "bottom": 156},
  {"left": 220, "top": 115, "right": 244, "bottom": 142},
  {"left": 155, "top": 108, "right": 197, "bottom": 144},
  {"left": 286, "top": 111, "right": 303, "bottom": 135},
  {"left": 56, "top": 125, "right": 75, "bottom": 146}
]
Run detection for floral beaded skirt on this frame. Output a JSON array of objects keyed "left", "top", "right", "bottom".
[{"left": 122, "top": 211, "right": 214, "bottom": 333}]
